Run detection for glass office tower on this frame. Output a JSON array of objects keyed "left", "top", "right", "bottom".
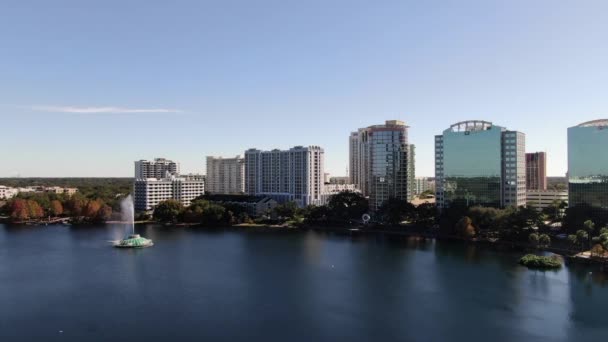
[
  {"left": 435, "top": 120, "right": 526, "bottom": 209},
  {"left": 350, "top": 120, "right": 415, "bottom": 211},
  {"left": 568, "top": 120, "right": 608, "bottom": 215}
]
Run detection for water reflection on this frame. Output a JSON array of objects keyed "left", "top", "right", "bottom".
[{"left": 1, "top": 224, "right": 607, "bottom": 342}]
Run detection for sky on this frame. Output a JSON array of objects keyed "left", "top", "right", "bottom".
[{"left": 1, "top": 0, "right": 607, "bottom": 178}]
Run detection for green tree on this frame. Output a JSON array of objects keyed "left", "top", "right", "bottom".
[
  {"left": 539, "top": 234, "right": 551, "bottom": 248},
  {"left": 377, "top": 198, "right": 415, "bottom": 225},
  {"left": 326, "top": 191, "right": 368, "bottom": 223},
  {"left": 182, "top": 200, "right": 206, "bottom": 223},
  {"left": 542, "top": 199, "right": 566, "bottom": 221},
  {"left": 499, "top": 206, "right": 542, "bottom": 242},
  {"left": 273, "top": 202, "right": 298, "bottom": 220},
  {"left": 153, "top": 199, "right": 184, "bottom": 223},
  {"left": 583, "top": 219, "right": 595, "bottom": 247},
  {"left": 303, "top": 205, "right": 330, "bottom": 225},
  {"left": 569, "top": 230, "right": 589, "bottom": 251},
  {"left": 592, "top": 230, "right": 608, "bottom": 250},
  {"left": 200, "top": 203, "right": 227, "bottom": 227},
  {"left": 414, "top": 203, "right": 436, "bottom": 227},
  {"left": 468, "top": 206, "right": 505, "bottom": 230},
  {"left": 182, "top": 200, "right": 231, "bottom": 227},
  {"left": 528, "top": 232, "right": 540, "bottom": 247}
]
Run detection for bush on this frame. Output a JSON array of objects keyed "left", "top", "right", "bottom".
[{"left": 518, "top": 254, "right": 562, "bottom": 269}]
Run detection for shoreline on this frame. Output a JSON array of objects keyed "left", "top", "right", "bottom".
[
  {"left": 3, "top": 219, "right": 607, "bottom": 269},
  {"left": 207, "top": 224, "right": 608, "bottom": 269}
]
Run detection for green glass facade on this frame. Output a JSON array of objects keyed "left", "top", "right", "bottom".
[
  {"left": 568, "top": 121, "right": 608, "bottom": 214},
  {"left": 441, "top": 125, "right": 502, "bottom": 207},
  {"left": 435, "top": 120, "right": 526, "bottom": 209}
]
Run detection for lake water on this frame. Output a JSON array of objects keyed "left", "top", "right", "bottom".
[{"left": 1, "top": 223, "right": 607, "bottom": 342}]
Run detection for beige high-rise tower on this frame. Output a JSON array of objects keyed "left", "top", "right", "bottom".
[{"left": 205, "top": 156, "right": 245, "bottom": 194}]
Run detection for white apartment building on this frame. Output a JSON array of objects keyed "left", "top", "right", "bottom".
[
  {"left": 205, "top": 156, "right": 245, "bottom": 194},
  {"left": 244, "top": 146, "right": 325, "bottom": 207},
  {"left": 0, "top": 186, "right": 77, "bottom": 199},
  {"left": 134, "top": 174, "right": 204, "bottom": 211},
  {"left": 324, "top": 183, "right": 358, "bottom": 195},
  {"left": 414, "top": 177, "right": 435, "bottom": 195},
  {"left": 135, "top": 158, "right": 180, "bottom": 179},
  {"left": 0, "top": 186, "right": 18, "bottom": 199},
  {"left": 44, "top": 186, "right": 78, "bottom": 195}
]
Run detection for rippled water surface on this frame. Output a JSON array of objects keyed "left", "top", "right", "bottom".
[{"left": 1, "top": 223, "right": 607, "bottom": 342}]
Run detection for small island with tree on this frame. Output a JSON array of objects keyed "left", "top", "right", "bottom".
[{"left": 519, "top": 254, "right": 563, "bottom": 269}]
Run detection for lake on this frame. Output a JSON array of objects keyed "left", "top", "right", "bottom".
[{"left": 1, "top": 223, "right": 607, "bottom": 341}]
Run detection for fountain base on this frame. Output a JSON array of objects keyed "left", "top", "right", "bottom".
[{"left": 114, "top": 234, "right": 154, "bottom": 248}]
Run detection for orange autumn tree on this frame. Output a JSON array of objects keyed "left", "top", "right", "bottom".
[
  {"left": 10, "top": 199, "right": 30, "bottom": 221},
  {"left": 67, "top": 193, "right": 87, "bottom": 217},
  {"left": 84, "top": 199, "right": 103, "bottom": 218},
  {"left": 97, "top": 205, "right": 113, "bottom": 222},
  {"left": 27, "top": 200, "right": 44, "bottom": 219},
  {"left": 50, "top": 200, "right": 63, "bottom": 217}
]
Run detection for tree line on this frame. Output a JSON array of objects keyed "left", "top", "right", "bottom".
[
  {"left": 1, "top": 192, "right": 113, "bottom": 223},
  {"left": 439, "top": 202, "right": 608, "bottom": 256},
  {"left": 151, "top": 191, "right": 435, "bottom": 228}
]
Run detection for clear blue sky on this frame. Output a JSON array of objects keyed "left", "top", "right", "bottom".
[{"left": 1, "top": 0, "right": 607, "bottom": 177}]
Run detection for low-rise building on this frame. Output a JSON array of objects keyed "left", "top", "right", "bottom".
[
  {"left": 411, "top": 196, "right": 436, "bottom": 206},
  {"left": 202, "top": 194, "right": 278, "bottom": 217},
  {"left": 329, "top": 176, "right": 350, "bottom": 185},
  {"left": 44, "top": 186, "right": 78, "bottom": 195},
  {"left": 16, "top": 186, "right": 41, "bottom": 193},
  {"left": 134, "top": 174, "right": 205, "bottom": 211},
  {"left": 0, "top": 186, "right": 18, "bottom": 199},
  {"left": 526, "top": 190, "right": 568, "bottom": 212},
  {"left": 324, "top": 183, "right": 358, "bottom": 195}
]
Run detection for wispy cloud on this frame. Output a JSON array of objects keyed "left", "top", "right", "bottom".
[{"left": 28, "top": 105, "right": 182, "bottom": 114}]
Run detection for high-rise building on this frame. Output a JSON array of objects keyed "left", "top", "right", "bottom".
[
  {"left": 526, "top": 152, "right": 547, "bottom": 190},
  {"left": 435, "top": 120, "right": 526, "bottom": 209},
  {"left": 205, "top": 156, "right": 245, "bottom": 194},
  {"left": 244, "top": 146, "right": 325, "bottom": 207},
  {"left": 349, "top": 132, "right": 360, "bottom": 185},
  {"left": 134, "top": 158, "right": 179, "bottom": 179},
  {"left": 349, "top": 120, "right": 415, "bottom": 211},
  {"left": 414, "top": 177, "right": 435, "bottom": 195},
  {"left": 567, "top": 119, "right": 608, "bottom": 216},
  {"left": 134, "top": 174, "right": 205, "bottom": 211}
]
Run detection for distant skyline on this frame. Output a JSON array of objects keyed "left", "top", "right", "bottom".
[{"left": 2, "top": 0, "right": 607, "bottom": 178}]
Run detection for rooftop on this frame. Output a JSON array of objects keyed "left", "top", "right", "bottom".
[
  {"left": 577, "top": 119, "right": 608, "bottom": 127},
  {"left": 203, "top": 194, "right": 274, "bottom": 203},
  {"left": 448, "top": 120, "right": 493, "bottom": 132}
]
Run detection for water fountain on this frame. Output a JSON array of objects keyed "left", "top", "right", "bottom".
[{"left": 114, "top": 195, "right": 153, "bottom": 248}]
